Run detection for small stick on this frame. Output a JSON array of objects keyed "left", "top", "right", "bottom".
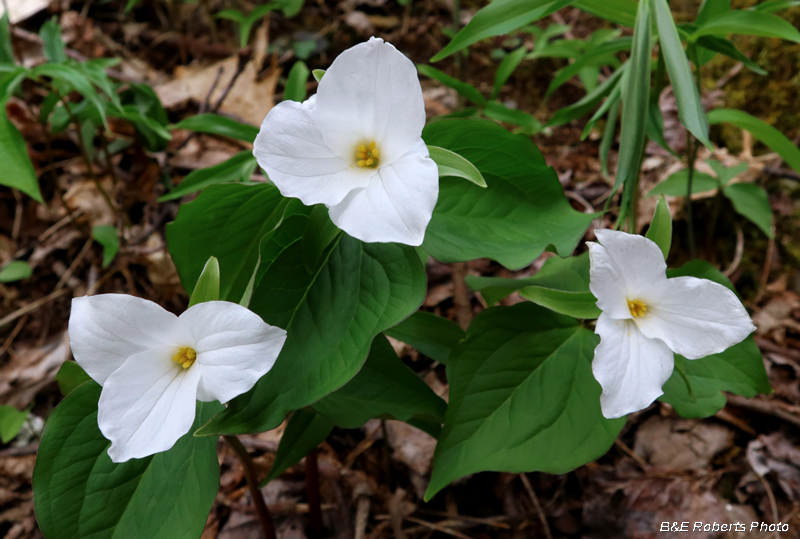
[
  {"left": 0, "top": 314, "right": 28, "bottom": 359},
  {"left": 0, "top": 288, "right": 70, "bottom": 328},
  {"left": 11, "top": 189, "right": 22, "bottom": 241},
  {"left": 224, "top": 435, "right": 277, "bottom": 539},
  {"left": 305, "top": 448, "right": 325, "bottom": 537},
  {"left": 452, "top": 262, "right": 471, "bottom": 330},
  {"left": 519, "top": 474, "right": 553, "bottom": 539},
  {"left": 754, "top": 236, "right": 776, "bottom": 304}
]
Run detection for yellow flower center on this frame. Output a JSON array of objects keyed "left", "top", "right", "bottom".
[
  {"left": 172, "top": 346, "right": 197, "bottom": 369},
  {"left": 627, "top": 299, "right": 648, "bottom": 318},
  {"left": 355, "top": 142, "right": 380, "bottom": 168}
]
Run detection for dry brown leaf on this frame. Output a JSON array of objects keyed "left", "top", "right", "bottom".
[
  {"left": 634, "top": 416, "right": 734, "bottom": 471},
  {"left": 0, "top": 331, "right": 70, "bottom": 408}
]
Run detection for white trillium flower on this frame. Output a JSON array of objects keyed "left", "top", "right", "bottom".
[
  {"left": 253, "top": 36, "right": 439, "bottom": 246},
  {"left": 588, "top": 230, "right": 756, "bottom": 419},
  {"left": 68, "top": 294, "right": 287, "bottom": 462}
]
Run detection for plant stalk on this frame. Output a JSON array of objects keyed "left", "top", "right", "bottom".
[
  {"left": 685, "top": 44, "right": 703, "bottom": 259},
  {"left": 225, "top": 435, "right": 277, "bottom": 539},
  {"left": 305, "top": 448, "right": 324, "bottom": 537}
]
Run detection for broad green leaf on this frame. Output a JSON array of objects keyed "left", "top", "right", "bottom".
[
  {"left": 284, "top": 61, "right": 309, "bottom": 102},
  {"left": 0, "top": 13, "right": 13, "bottom": 64},
  {"left": 167, "top": 183, "right": 291, "bottom": 302},
  {"left": 467, "top": 251, "right": 591, "bottom": 306},
  {"left": 158, "top": 151, "right": 257, "bottom": 202},
  {"left": 40, "top": 18, "right": 66, "bottom": 63},
  {"left": 483, "top": 101, "right": 543, "bottom": 134},
  {"left": 573, "top": 0, "right": 637, "bottom": 26},
  {"left": 0, "top": 405, "right": 28, "bottom": 443},
  {"left": 545, "top": 38, "right": 631, "bottom": 97},
  {"left": 416, "top": 65, "right": 486, "bottom": 106},
  {"left": 708, "top": 108, "right": 800, "bottom": 175},
  {"left": 31, "top": 63, "right": 108, "bottom": 128},
  {"left": 724, "top": 183, "right": 773, "bottom": 238},
  {"left": 549, "top": 64, "right": 625, "bottom": 128},
  {"left": 491, "top": 46, "right": 527, "bottom": 99},
  {"left": 751, "top": 0, "right": 800, "bottom": 12},
  {"left": 91, "top": 225, "right": 119, "bottom": 268},
  {"left": 652, "top": 0, "right": 710, "bottom": 149},
  {"left": 0, "top": 260, "right": 32, "bottom": 282},
  {"left": 191, "top": 205, "right": 427, "bottom": 436},
  {"left": 659, "top": 261, "right": 770, "bottom": 417},
  {"left": 646, "top": 169, "right": 719, "bottom": 197},
  {"left": 311, "top": 335, "right": 447, "bottom": 428},
  {"left": 691, "top": 11, "right": 800, "bottom": 44},
  {"left": 430, "top": 0, "right": 574, "bottom": 62},
  {"left": 55, "top": 361, "right": 92, "bottom": 396},
  {"left": 428, "top": 145, "right": 486, "bottom": 187},
  {"left": 33, "top": 382, "right": 222, "bottom": 539},
  {"left": 695, "top": 0, "right": 730, "bottom": 26},
  {"left": 280, "top": 0, "right": 305, "bottom": 17},
  {"left": 422, "top": 119, "right": 595, "bottom": 270},
  {"left": 264, "top": 409, "right": 333, "bottom": 484},
  {"left": 425, "top": 303, "right": 625, "bottom": 500},
  {"left": 518, "top": 287, "right": 601, "bottom": 318},
  {"left": 707, "top": 159, "right": 749, "bottom": 185},
  {"left": 384, "top": 311, "right": 465, "bottom": 365},
  {"left": 645, "top": 97, "right": 676, "bottom": 155},
  {"left": 0, "top": 114, "right": 42, "bottom": 202},
  {"left": 645, "top": 195, "right": 672, "bottom": 259},
  {"left": 188, "top": 256, "right": 221, "bottom": 307},
  {"left": 695, "top": 36, "right": 767, "bottom": 75},
  {"left": 615, "top": 0, "right": 652, "bottom": 221},
  {"left": 171, "top": 113, "right": 259, "bottom": 142}
]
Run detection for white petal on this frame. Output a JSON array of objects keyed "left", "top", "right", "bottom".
[
  {"left": 312, "top": 37, "right": 426, "bottom": 165},
  {"left": 636, "top": 276, "right": 756, "bottom": 359},
  {"left": 593, "top": 229, "right": 668, "bottom": 298},
  {"left": 592, "top": 313, "right": 674, "bottom": 418},
  {"left": 179, "top": 301, "right": 287, "bottom": 404},
  {"left": 68, "top": 295, "right": 191, "bottom": 386},
  {"left": 98, "top": 346, "right": 200, "bottom": 462},
  {"left": 327, "top": 140, "right": 438, "bottom": 246},
  {"left": 253, "top": 99, "right": 362, "bottom": 207},
  {"left": 587, "top": 242, "right": 632, "bottom": 320}
]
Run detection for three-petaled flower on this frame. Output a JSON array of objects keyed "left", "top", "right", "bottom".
[
  {"left": 69, "top": 294, "right": 287, "bottom": 462},
  {"left": 253, "top": 37, "right": 439, "bottom": 246},
  {"left": 588, "top": 230, "right": 756, "bottom": 418}
]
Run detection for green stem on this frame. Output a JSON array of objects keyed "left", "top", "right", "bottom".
[{"left": 225, "top": 436, "right": 277, "bottom": 539}]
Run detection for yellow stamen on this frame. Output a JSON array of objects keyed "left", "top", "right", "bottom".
[
  {"left": 172, "top": 346, "right": 197, "bottom": 369},
  {"left": 355, "top": 141, "right": 380, "bottom": 168},
  {"left": 627, "top": 299, "right": 647, "bottom": 318}
]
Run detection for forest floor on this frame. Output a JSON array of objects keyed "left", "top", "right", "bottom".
[{"left": 2, "top": 0, "right": 800, "bottom": 538}]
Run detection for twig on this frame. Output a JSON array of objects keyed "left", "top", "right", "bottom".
[
  {"left": 0, "top": 314, "right": 28, "bottom": 359},
  {"left": 0, "top": 288, "right": 70, "bottom": 328},
  {"left": 615, "top": 438, "right": 650, "bottom": 469},
  {"left": 225, "top": 435, "right": 277, "bottom": 539},
  {"left": 55, "top": 237, "right": 93, "bottom": 291},
  {"left": 753, "top": 466, "right": 781, "bottom": 539},
  {"left": 754, "top": 236, "right": 776, "bottom": 304},
  {"left": 726, "top": 395, "right": 800, "bottom": 430},
  {"left": 305, "top": 448, "right": 325, "bottom": 538},
  {"left": 403, "top": 516, "right": 475, "bottom": 539},
  {"left": 452, "top": 262, "right": 471, "bottom": 330},
  {"left": 519, "top": 474, "right": 553, "bottom": 539},
  {"left": 723, "top": 225, "right": 744, "bottom": 277},
  {"left": 0, "top": 443, "right": 38, "bottom": 458},
  {"left": 11, "top": 189, "right": 22, "bottom": 241}
]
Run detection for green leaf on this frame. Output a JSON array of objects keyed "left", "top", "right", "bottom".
[
  {"left": 311, "top": 334, "right": 447, "bottom": 428},
  {"left": 171, "top": 113, "right": 259, "bottom": 143},
  {"left": 647, "top": 169, "right": 719, "bottom": 197},
  {"left": 518, "top": 287, "right": 601, "bottom": 318},
  {"left": 425, "top": 303, "right": 625, "bottom": 500},
  {"left": 707, "top": 159, "right": 748, "bottom": 185},
  {"left": 264, "top": 409, "right": 333, "bottom": 484},
  {"left": 691, "top": 11, "right": 800, "bottom": 44},
  {"left": 31, "top": 64, "right": 108, "bottom": 128},
  {"left": 600, "top": 99, "right": 620, "bottom": 176},
  {"left": 430, "top": 0, "right": 574, "bottom": 62},
  {"left": 416, "top": 65, "right": 486, "bottom": 106},
  {"left": 491, "top": 46, "right": 527, "bottom": 99},
  {"left": 284, "top": 61, "right": 309, "bottom": 102},
  {"left": 467, "top": 251, "right": 592, "bottom": 306},
  {"left": 312, "top": 69, "right": 325, "bottom": 82},
  {"left": 33, "top": 382, "right": 223, "bottom": 539},
  {"left": 188, "top": 203, "right": 426, "bottom": 436},
  {"left": 659, "top": 261, "right": 770, "bottom": 417},
  {"left": 384, "top": 311, "right": 465, "bottom": 365},
  {"left": 427, "top": 145, "right": 486, "bottom": 187},
  {"left": 645, "top": 195, "right": 672, "bottom": 259},
  {"left": 422, "top": 119, "right": 596, "bottom": 270},
  {"left": 0, "top": 405, "right": 28, "bottom": 443},
  {"left": 545, "top": 38, "right": 631, "bottom": 97},
  {"left": 652, "top": 0, "right": 710, "bottom": 149},
  {"left": 188, "top": 256, "right": 221, "bottom": 307},
  {"left": 54, "top": 361, "right": 92, "bottom": 396},
  {"left": 40, "top": 18, "right": 66, "bottom": 64},
  {"left": 0, "top": 260, "right": 32, "bottom": 282},
  {"left": 483, "top": 101, "right": 543, "bottom": 134},
  {"left": 280, "top": 0, "right": 305, "bottom": 17},
  {"left": 723, "top": 183, "right": 774, "bottom": 238},
  {"left": 694, "top": 36, "right": 767, "bottom": 75},
  {"left": 707, "top": 108, "right": 800, "bottom": 175},
  {"left": 615, "top": 0, "right": 653, "bottom": 221},
  {"left": 695, "top": 0, "right": 730, "bottom": 26},
  {"left": 549, "top": 64, "right": 625, "bottom": 128},
  {"left": 167, "top": 183, "right": 291, "bottom": 302},
  {"left": 91, "top": 225, "right": 119, "bottom": 268},
  {"left": 0, "top": 113, "right": 42, "bottom": 202},
  {"left": 0, "top": 13, "right": 14, "bottom": 65},
  {"left": 645, "top": 97, "right": 675, "bottom": 155},
  {"left": 573, "top": 0, "right": 637, "bottom": 27},
  {"left": 158, "top": 151, "right": 257, "bottom": 202},
  {"left": 751, "top": 0, "right": 800, "bottom": 12}
]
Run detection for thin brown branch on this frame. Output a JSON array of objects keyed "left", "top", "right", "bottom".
[
  {"left": 519, "top": 474, "right": 553, "bottom": 539},
  {"left": 225, "top": 435, "right": 277, "bottom": 539}
]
